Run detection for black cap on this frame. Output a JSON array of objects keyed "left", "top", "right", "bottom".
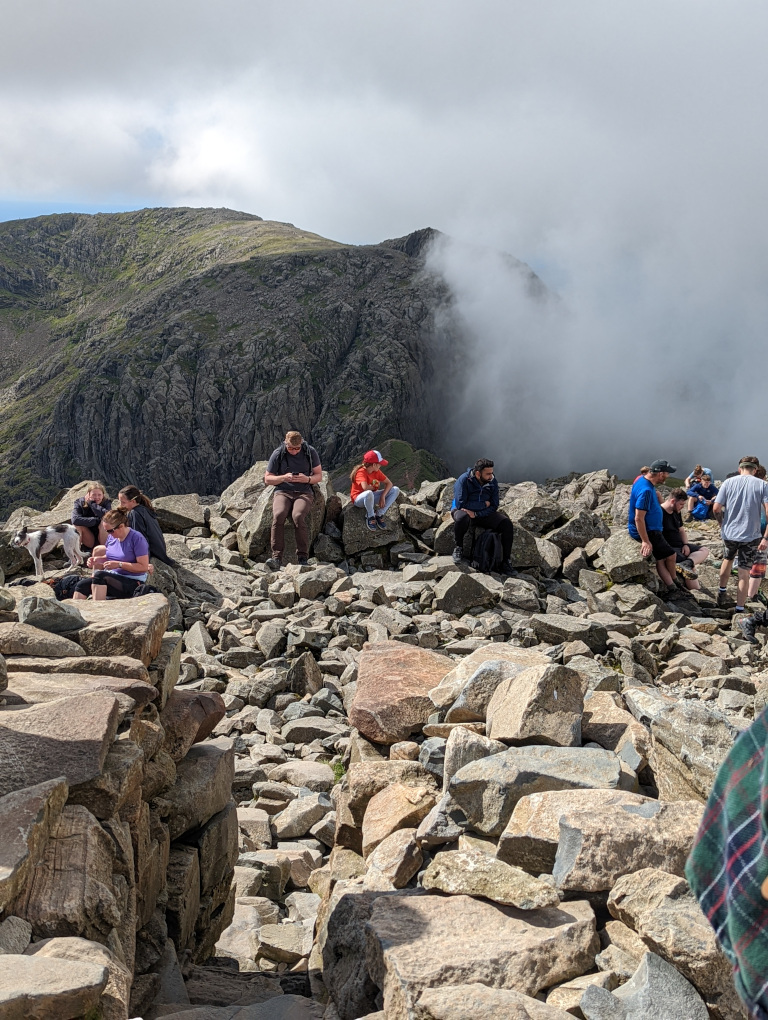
[{"left": 649, "top": 459, "right": 677, "bottom": 474}]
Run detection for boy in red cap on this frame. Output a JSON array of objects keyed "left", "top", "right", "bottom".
[{"left": 350, "top": 450, "right": 400, "bottom": 531}]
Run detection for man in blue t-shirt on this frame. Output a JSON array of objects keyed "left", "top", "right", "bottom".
[{"left": 628, "top": 459, "right": 678, "bottom": 597}]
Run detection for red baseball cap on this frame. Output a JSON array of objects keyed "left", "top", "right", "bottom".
[{"left": 363, "top": 449, "right": 388, "bottom": 466}]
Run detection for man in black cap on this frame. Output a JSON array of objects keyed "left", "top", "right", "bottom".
[{"left": 627, "top": 460, "right": 679, "bottom": 598}]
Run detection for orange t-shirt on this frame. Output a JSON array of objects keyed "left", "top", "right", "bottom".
[{"left": 351, "top": 467, "right": 387, "bottom": 502}]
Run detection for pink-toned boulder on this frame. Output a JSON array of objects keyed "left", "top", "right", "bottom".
[
  {"left": 160, "top": 689, "right": 227, "bottom": 761},
  {"left": 350, "top": 641, "right": 453, "bottom": 744}
]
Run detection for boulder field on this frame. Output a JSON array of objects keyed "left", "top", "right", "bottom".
[{"left": 0, "top": 466, "right": 755, "bottom": 1019}]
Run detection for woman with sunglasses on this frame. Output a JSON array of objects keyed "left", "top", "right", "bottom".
[{"left": 72, "top": 508, "right": 150, "bottom": 601}]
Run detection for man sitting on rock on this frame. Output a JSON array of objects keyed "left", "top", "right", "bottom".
[
  {"left": 660, "top": 488, "right": 710, "bottom": 590},
  {"left": 451, "top": 458, "right": 514, "bottom": 575},
  {"left": 627, "top": 459, "right": 678, "bottom": 599},
  {"left": 264, "top": 431, "right": 322, "bottom": 570}
]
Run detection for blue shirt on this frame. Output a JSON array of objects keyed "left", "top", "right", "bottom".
[
  {"left": 628, "top": 476, "right": 662, "bottom": 539},
  {"left": 687, "top": 481, "right": 718, "bottom": 503}
]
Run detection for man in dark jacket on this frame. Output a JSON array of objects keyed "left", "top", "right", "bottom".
[{"left": 452, "top": 458, "right": 514, "bottom": 574}]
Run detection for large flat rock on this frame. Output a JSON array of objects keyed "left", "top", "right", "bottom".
[
  {"left": 365, "top": 893, "right": 598, "bottom": 1020},
  {"left": 0, "top": 692, "right": 120, "bottom": 798},
  {"left": 350, "top": 641, "right": 454, "bottom": 744},
  {"left": 449, "top": 745, "right": 622, "bottom": 837},
  {"left": 6, "top": 671, "right": 157, "bottom": 708},
  {"left": 5, "top": 654, "right": 150, "bottom": 680},
  {"left": 0, "top": 622, "right": 85, "bottom": 658},
  {"left": 415, "top": 983, "right": 574, "bottom": 1019},
  {"left": 72, "top": 594, "right": 170, "bottom": 666},
  {"left": 486, "top": 663, "right": 584, "bottom": 746},
  {"left": 0, "top": 953, "right": 108, "bottom": 1020},
  {"left": 0, "top": 778, "right": 68, "bottom": 913}
]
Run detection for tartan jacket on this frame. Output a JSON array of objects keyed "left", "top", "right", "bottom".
[{"left": 686, "top": 707, "right": 768, "bottom": 1019}]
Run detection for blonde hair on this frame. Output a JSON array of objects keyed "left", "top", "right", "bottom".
[
  {"left": 285, "top": 431, "right": 303, "bottom": 447},
  {"left": 85, "top": 480, "right": 109, "bottom": 499}
]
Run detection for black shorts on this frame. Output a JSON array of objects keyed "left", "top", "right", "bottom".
[
  {"left": 723, "top": 538, "right": 762, "bottom": 570},
  {"left": 647, "top": 531, "right": 677, "bottom": 561},
  {"left": 674, "top": 543, "right": 701, "bottom": 562}
]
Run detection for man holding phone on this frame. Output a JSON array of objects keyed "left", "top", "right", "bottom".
[{"left": 264, "top": 431, "right": 322, "bottom": 569}]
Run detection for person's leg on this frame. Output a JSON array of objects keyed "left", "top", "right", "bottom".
[
  {"left": 75, "top": 525, "right": 95, "bottom": 550},
  {"left": 72, "top": 578, "right": 93, "bottom": 601},
  {"left": 737, "top": 567, "right": 751, "bottom": 609},
  {"left": 354, "top": 491, "right": 376, "bottom": 515},
  {"left": 749, "top": 548, "right": 767, "bottom": 598},
  {"left": 689, "top": 547, "right": 709, "bottom": 565},
  {"left": 375, "top": 486, "right": 400, "bottom": 516},
  {"left": 719, "top": 557, "right": 735, "bottom": 590},
  {"left": 91, "top": 584, "right": 108, "bottom": 601},
  {"left": 270, "top": 492, "right": 291, "bottom": 560},
  {"left": 291, "top": 494, "right": 314, "bottom": 559},
  {"left": 738, "top": 607, "right": 768, "bottom": 643},
  {"left": 453, "top": 509, "right": 471, "bottom": 550},
  {"left": 656, "top": 555, "right": 676, "bottom": 588}
]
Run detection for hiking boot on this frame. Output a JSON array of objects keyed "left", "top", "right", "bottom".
[
  {"left": 375, "top": 516, "right": 388, "bottom": 531},
  {"left": 297, "top": 556, "right": 309, "bottom": 566},
  {"left": 265, "top": 555, "right": 282, "bottom": 571},
  {"left": 659, "top": 586, "right": 677, "bottom": 601},
  {"left": 683, "top": 512, "right": 694, "bottom": 523},
  {"left": 758, "top": 590, "right": 768, "bottom": 608},
  {"left": 675, "top": 559, "right": 698, "bottom": 580},
  {"left": 498, "top": 560, "right": 515, "bottom": 577},
  {"left": 717, "top": 589, "right": 733, "bottom": 608},
  {"left": 737, "top": 615, "right": 759, "bottom": 645},
  {"left": 452, "top": 546, "right": 463, "bottom": 564},
  {"left": 366, "top": 516, "right": 378, "bottom": 532}
]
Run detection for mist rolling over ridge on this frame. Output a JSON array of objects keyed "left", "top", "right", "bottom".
[{"left": 427, "top": 228, "right": 768, "bottom": 485}]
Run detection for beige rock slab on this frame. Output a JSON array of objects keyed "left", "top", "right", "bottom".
[
  {"left": 422, "top": 847, "right": 559, "bottom": 910},
  {"left": 486, "top": 663, "right": 583, "bottom": 747},
  {"left": 0, "top": 622, "right": 85, "bottom": 658},
  {"left": 429, "top": 645, "right": 551, "bottom": 711},
  {"left": 25, "top": 936, "right": 131, "bottom": 1020},
  {"left": 582, "top": 691, "right": 651, "bottom": 771},
  {"left": 5, "top": 654, "right": 150, "bottom": 679},
  {"left": 545, "top": 971, "right": 619, "bottom": 1014},
  {"left": 72, "top": 592, "right": 170, "bottom": 665},
  {"left": 415, "top": 983, "right": 575, "bottom": 1019},
  {"left": 6, "top": 670, "right": 158, "bottom": 708},
  {"left": 361, "top": 784, "right": 436, "bottom": 857},
  {"left": 13, "top": 804, "right": 121, "bottom": 941},
  {"left": 552, "top": 799, "right": 703, "bottom": 892},
  {"left": 0, "top": 953, "right": 108, "bottom": 1020},
  {"left": 0, "top": 778, "right": 68, "bottom": 914},
  {"left": 364, "top": 828, "right": 423, "bottom": 889},
  {"left": 350, "top": 641, "right": 454, "bottom": 744},
  {"left": 365, "top": 894, "right": 598, "bottom": 1020},
  {"left": 497, "top": 789, "right": 654, "bottom": 874},
  {"left": 347, "top": 760, "right": 438, "bottom": 824},
  {"left": 608, "top": 867, "right": 743, "bottom": 1018},
  {"left": 0, "top": 691, "right": 120, "bottom": 798}
]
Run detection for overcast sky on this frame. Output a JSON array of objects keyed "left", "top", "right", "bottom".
[{"left": 2, "top": 1, "right": 768, "bottom": 477}]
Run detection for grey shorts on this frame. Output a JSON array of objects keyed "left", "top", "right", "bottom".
[{"left": 723, "top": 538, "right": 761, "bottom": 569}]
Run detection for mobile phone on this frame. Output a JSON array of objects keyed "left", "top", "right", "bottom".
[{"left": 292, "top": 472, "right": 300, "bottom": 477}]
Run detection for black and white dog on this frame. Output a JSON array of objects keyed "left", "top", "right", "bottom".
[{"left": 12, "top": 524, "right": 85, "bottom": 578}]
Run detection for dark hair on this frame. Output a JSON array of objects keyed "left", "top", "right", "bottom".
[
  {"left": 103, "top": 508, "right": 130, "bottom": 529},
  {"left": 741, "top": 456, "right": 760, "bottom": 466},
  {"left": 757, "top": 466, "right": 767, "bottom": 480},
  {"left": 473, "top": 459, "right": 494, "bottom": 474},
  {"left": 119, "top": 485, "right": 155, "bottom": 513},
  {"left": 670, "top": 488, "right": 687, "bottom": 501}
]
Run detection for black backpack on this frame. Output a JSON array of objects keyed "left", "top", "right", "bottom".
[
  {"left": 51, "top": 574, "right": 81, "bottom": 600},
  {"left": 278, "top": 441, "right": 313, "bottom": 476},
  {"left": 132, "top": 583, "right": 161, "bottom": 597},
  {"left": 471, "top": 529, "right": 504, "bottom": 574}
]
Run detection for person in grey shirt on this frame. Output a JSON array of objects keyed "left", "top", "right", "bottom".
[{"left": 713, "top": 458, "right": 768, "bottom": 610}]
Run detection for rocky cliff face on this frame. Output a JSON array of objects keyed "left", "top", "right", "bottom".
[{"left": 0, "top": 208, "right": 487, "bottom": 514}]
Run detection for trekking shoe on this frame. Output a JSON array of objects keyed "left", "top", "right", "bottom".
[
  {"left": 265, "top": 555, "right": 282, "bottom": 571},
  {"left": 758, "top": 590, "right": 768, "bottom": 608},
  {"left": 452, "top": 546, "right": 463, "bottom": 564},
  {"left": 737, "top": 615, "right": 759, "bottom": 645},
  {"left": 297, "top": 556, "right": 309, "bottom": 566},
  {"left": 659, "top": 586, "right": 677, "bottom": 601},
  {"left": 717, "top": 589, "right": 733, "bottom": 608},
  {"left": 366, "top": 516, "right": 378, "bottom": 532},
  {"left": 683, "top": 512, "right": 694, "bottom": 523},
  {"left": 498, "top": 560, "right": 515, "bottom": 577},
  {"left": 375, "top": 516, "right": 388, "bottom": 531},
  {"left": 675, "top": 559, "right": 698, "bottom": 580}
]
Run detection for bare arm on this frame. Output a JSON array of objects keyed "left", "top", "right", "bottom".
[
  {"left": 713, "top": 501, "right": 724, "bottom": 524},
  {"left": 265, "top": 471, "right": 290, "bottom": 486},
  {"left": 635, "top": 508, "right": 652, "bottom": 558},
  {"left": 103, "top": 554, "right": 150, "bottom": 574}
]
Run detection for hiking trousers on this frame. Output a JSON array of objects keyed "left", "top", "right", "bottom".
[
  {"left": 271, "top": 491, "right": 314, "bottom": 557},
  {"left": 453, "top": 509, "right": 514, "bottom": 560}
]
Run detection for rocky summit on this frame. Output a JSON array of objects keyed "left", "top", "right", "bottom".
[{"left": 0, "top": 463, "right": 755, "bottom": 1019}]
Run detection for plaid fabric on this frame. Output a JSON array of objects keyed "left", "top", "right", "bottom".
[{"left": 686, "top": 708, "right": 768, "bottom": 1019}]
